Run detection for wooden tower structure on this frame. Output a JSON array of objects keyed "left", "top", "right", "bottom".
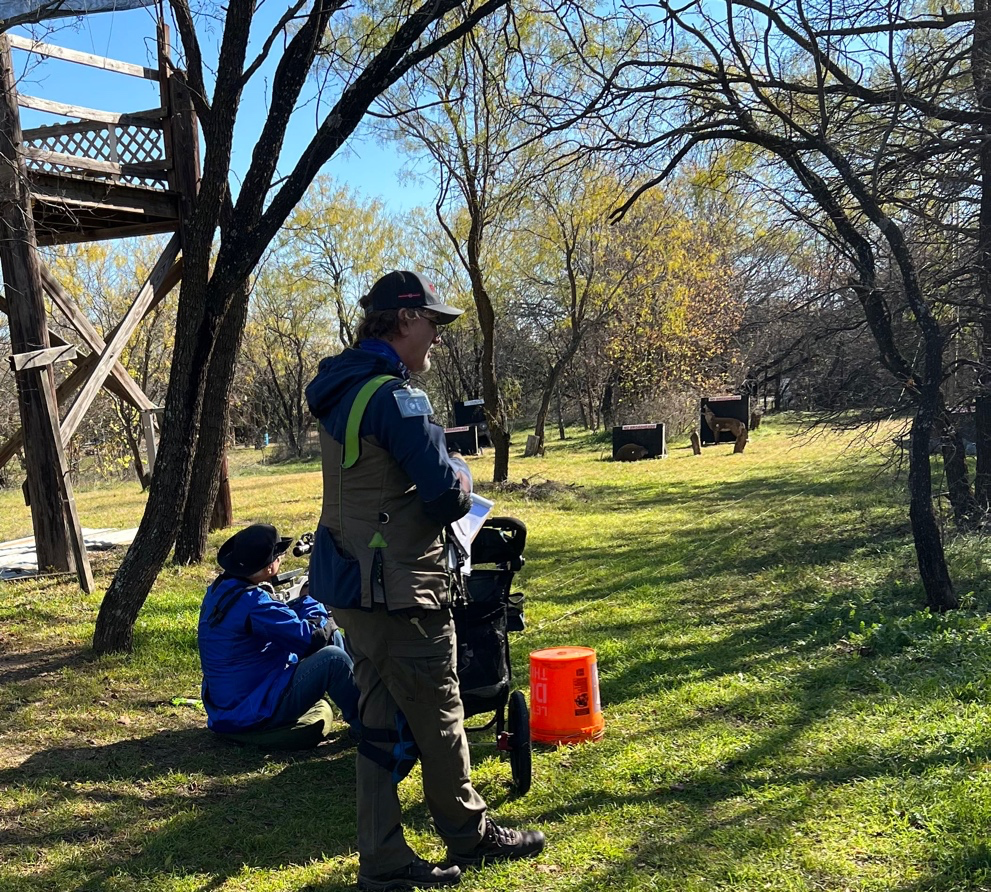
[{"left": 0, "top": 23, "right": 198, "bottom": 591}]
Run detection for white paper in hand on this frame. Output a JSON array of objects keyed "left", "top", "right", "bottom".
[{"left": 451, "top": 493, "right": 494, "bottom": 574}]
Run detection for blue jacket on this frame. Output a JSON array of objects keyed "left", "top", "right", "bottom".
[
  {"left": 305, "top": 342, "right": 470, "bottom": 610},
  {"left": 305, "top": 342, "right": 462, "bottom": 502},
  {"left": 197, "top": 575, "right": 330, "bottom": 732}
]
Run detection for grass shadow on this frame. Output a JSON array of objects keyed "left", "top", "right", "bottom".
[{"left": 2, "top": 728, "right": 362, "bottom": 888}]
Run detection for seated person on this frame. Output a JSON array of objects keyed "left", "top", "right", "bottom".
[{"left": 198, "top": 523, "right": 359, "bottom": 742}]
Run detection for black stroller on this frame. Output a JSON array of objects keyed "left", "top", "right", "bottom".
[{"left": 453, "top": 516, "right": 531, "bottom": 795}]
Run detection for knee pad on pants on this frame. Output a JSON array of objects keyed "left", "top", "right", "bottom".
[{"left": 357, "top": 711, "right": 420, "bottom": 784}]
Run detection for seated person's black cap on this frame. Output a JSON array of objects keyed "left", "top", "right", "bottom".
[
  {"left": 361, "top": 270, "right": 464, "bottom": 324},
  {"left": 217, "top": 523, "right": 292, "bottom": 577}
]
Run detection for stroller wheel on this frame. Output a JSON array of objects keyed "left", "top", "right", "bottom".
[{"left": 507, "top": 690, "right": 532, "bottom": 795}]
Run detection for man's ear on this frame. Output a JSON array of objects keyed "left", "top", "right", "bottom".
[{"left": 249, "top": 560, "right": 279, "bottom": 583}]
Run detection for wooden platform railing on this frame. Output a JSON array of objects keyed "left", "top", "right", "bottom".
[
  {"left": 6, "top": 34, "right": 158, "bottom": 79},
  {"left": 11, "top": 34, "right": 171, "bottom": 189}
]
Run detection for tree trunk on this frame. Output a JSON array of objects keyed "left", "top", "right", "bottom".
[
  {"left": 556, "top": 390, "right": 566, "bottom": 440},
  {"left": 937, "top": 411, "right": 978, "bottom": 528},
  {"left": 533, "top": 369, "right": 555, "bottom": 444},
  {"left": 601, "top": 377, "right": 615, "bottom": 430},
  {"left": 976, "top": 395, "right": 991, "bottom": 512},
  {"left": 93, "top": 0, "right": 515, "bottom": 652},
  {"left": 174, "top": 282, "right": 249, "bottom": 563},
  {"left": 576, "top": 387, "right": 589, "bottom": 429},
  {"left": 286, "top": 426, "right": 301, "bottom": 457},
  {"left": 467, "top": 243, "right": 509, "bottom": 482},
  {"left": 909, "top": 398, "right": 958, "bottom": 611},
  {"left": 974, "top": 0, "right": 991, "bottom": 513},
  {"left": 210, "top": 453, "right": 233, "bottom": 532},
  {"left": 93, "top": 270, "right": 230, "bottom": 653},
  {"left": 788, "top": 150, "right": 961, "bottom": 607},
  {"left": 534, "top": 350, "right": 576, "bottom": 444},
  {"left": 121, "top": 413, "right": 150, "bottom": 490},
  {"left": 92, "top": 435, "right": 194, "bottom": 653},
  {"left": 489, "top": 425, "right": 511, "bottom": 482}
]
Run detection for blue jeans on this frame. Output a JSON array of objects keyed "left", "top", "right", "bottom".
[{"left": 266, "top": 630, "right": 360, "bottom": 728}]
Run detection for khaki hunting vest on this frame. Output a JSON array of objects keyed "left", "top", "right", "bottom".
[{"left": 318, "top": 425, "right": 450, "bottom": 611}]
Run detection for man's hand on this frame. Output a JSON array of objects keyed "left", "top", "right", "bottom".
[{"left": 449, "top": 452, "right": 472, "bottom": 494}]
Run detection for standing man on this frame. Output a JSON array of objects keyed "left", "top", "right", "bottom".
[{"left": 306, "top": 271, "right": 544, "bottom": 891}]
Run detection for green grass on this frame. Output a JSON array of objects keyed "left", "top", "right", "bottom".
[{"left": 4, "top": 417, "right": 991, "bottom": 891}]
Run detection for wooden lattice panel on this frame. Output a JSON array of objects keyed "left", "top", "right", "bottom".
[
  {"left": 116, "top": 125, "right": 163, "bottom": 164},
  {"left": 38, "top": 126, "right": 112, "bottom": 161},
  {"left": 22, "top": 120, "right": 168, "bottom": 190},
  {"left": 116, "top": 125, "right": 167, "bottom": 187}
]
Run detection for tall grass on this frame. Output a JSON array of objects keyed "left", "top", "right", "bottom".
[{"left": 3, "top": 417, "right": 991, "bottom": 891}]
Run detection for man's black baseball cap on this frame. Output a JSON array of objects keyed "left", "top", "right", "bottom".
[
  {"left": 217, "top": 524, "right": 292, "bottom": 577},
  {"left": 362, "top": 271, "right": 464, "bottom": 324}
]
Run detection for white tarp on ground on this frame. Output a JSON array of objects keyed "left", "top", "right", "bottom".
[
  {"left": 0, "top": 0, "right": 154, "bottom": 27},
  {"left": 0, "top": 527, "right": 137, "bottom": 579}
]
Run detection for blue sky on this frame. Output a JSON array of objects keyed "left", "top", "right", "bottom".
[{"left": 11, "top": 4, "right": 434, "bottom": 212}]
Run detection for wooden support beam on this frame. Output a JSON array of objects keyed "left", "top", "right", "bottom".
[
  {"left": 39, "top": 263, "right": 155, "bottom": 412},
  {"left": 7, "top": 34, "right": 159, "bottom": 80},
  {"left": 59, "top": 233, "right": 181, "bottom": 443},
  {"left": 155, "top": 256, "right": 184, "bottom": 302},
  {"left": 0, "top": 257, "right": 182, "bottom": 474},
  {"left": 0, "top": 294, "right": 149, "bottom": 408},
  {"left": 18, "top": 95, "right": 168, "bottom": 126},
  {"left": 0, "top": 35, "right": 89, "bottom": 587},
  {"left": 9, "top": 343, "right": 76, "bottom": 372},
  {"left": 36, "top": 369, "right": 94, "bottom": 593},
  {"left": 36, "top": 221, "right": 178, "bottom": 247},
  {"left": 30, "top": 172, "right": 178, "bottom": 206},
  {"left": 0, "top": 351, "right": 122, "bottom": 472},
  {"left": 169, "top": 72, "right": 200, "bottom": 222},
  {"left": 159, "top": 28, "right": 202, "bottom": 214},
  {"left": 141, "top": 407, "right": 164, "bottom": 474}
]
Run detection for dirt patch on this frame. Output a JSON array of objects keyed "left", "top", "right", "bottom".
[{"left": 486, "top": 476, "right": 588, "bottom": 501}]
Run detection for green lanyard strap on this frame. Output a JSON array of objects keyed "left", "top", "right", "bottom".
[{"left": 343, "top": 375, "right": 396, "bottom": 469}]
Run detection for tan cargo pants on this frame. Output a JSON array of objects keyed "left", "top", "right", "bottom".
[{"left": 336, "top": 605, "right": 487, "bottom": 873}]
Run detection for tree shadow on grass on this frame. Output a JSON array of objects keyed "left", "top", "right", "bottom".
[
  {"left": 503, "top": 484, "right": 982, "bottom": 891},
  {"left": 1, "top": 436, "right": 964, "bottom": 891},
  {"left": 515, "top": 551, "right": 906, "bottom": 715},
  {"left": 510, "top": 651, "right": 991, "bottom": 892},
  {"left": 0, "top": 728, "right": 373, "bottom": 890},
  {"left": 0, "top": 644, "right": 92, "bottom": 687},
  {"left": 0, "top": 645, "right": 99, "bottom": 731},
  {"left": 568, "top": 455, "right": 897, "bottom": 507},
  {"left": 544, "top": 751, "right": 991, "bottom": 892},
  {"left": 480, "top": 456, "right": 976, "bottom": 884},
  {"left": 522, "top": 465, "right": 909, "bottom": 619},
  {"left": 892, "top": 844, "right": 991, "bottom": 892}
]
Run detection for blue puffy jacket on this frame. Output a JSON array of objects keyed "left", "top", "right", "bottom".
[{"left": 197, "top": 575, "right": 330, "bottom": 732}]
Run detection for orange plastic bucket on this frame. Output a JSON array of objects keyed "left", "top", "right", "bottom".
[{"left": 529, "top": 646, "right": 604, "bottom": 745}]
